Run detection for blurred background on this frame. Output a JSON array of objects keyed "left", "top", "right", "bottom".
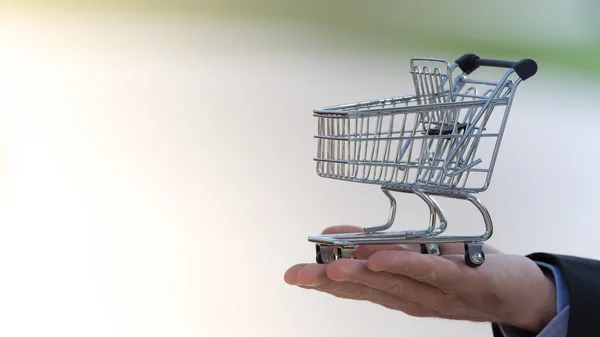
[{"left": 0, "top": 1, "right": 598, "bottom": 337}]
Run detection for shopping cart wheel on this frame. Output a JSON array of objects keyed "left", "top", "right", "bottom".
[
  {"left": 316, "top": 245, "right": 336, "bottom": 264},
  {"left": 336, "top": 246, "right": 357, "bottom": 260},
  {"left": 420, "top": 243, "right": 440, "bottom": 256},
  {"left": 464, "top": 242, "right": 485, "bottom": 267}
]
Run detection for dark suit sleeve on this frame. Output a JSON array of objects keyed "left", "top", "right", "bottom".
[{"left": 492, "top": 253, "right": 600, "bottom": 337}]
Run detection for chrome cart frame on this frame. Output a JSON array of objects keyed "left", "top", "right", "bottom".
[{"left": 308, "top": 53, "right": 537, "bottom": 267}]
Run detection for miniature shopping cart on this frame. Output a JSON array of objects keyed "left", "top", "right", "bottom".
[{"left": 308, "top": 53, "right": 537, "bottom": 267}]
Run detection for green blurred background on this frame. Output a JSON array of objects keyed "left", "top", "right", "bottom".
[{"left": 4, "top": 0, "right": 599, "bottom": 77}]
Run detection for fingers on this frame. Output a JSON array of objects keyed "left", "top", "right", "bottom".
[
  {"left": 481, "top": 244, "right": 502, "bottom": 254},
  {"left": 435, "top": 243, "right": 503, "bottom": 255},
  {"left": 284, "top": 263, "right": 308, "bottom": 285},
  {"left": 310, "top": 282, "right": 428, "bottom": 316},
  {"left": 290, "top": 263, "right": 431, "bottom": 317},
  {"left": 320, "top": 225, "right": 420, "bottom": 259},
  {"left": 327, "top": 258, "right": 446, "bottom": 308},
  {"left": 355, "top": 244, "right": 420, "bottom": 259},
  {"left": 296, "top": 263, "right": 330, "bottom": 287},
  {"left": 366, "top": 250, "right": 465, "bottom": 290},
  {"left": 321, "top": 225, "right": 363, "bottom": 235}
]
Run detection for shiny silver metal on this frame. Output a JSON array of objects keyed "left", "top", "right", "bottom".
[{"left": 309, "top": 55, "right": 536, "bottom": 267}]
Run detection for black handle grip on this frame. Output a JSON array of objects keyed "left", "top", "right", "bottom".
[{"left": 455, "top": 53, "right": 538, "bottom": 80}]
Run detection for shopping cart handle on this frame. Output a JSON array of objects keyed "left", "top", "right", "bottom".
[{"left": 455, "top": 53, "right": 538, "bottom": 80}]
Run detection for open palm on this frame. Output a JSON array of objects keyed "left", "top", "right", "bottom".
[{"left": 285, "top": 225, "right": 557, "bottom": 334}]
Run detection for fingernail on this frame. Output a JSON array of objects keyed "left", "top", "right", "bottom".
[{"left": 367, "top": 263, "right": 382, "bottom": 272}]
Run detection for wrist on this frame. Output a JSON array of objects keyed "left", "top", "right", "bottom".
[{"left": 510, "top": 265, "right": 558, "bottom": 332}]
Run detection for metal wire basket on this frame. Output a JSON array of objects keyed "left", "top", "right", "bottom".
[{"left": 308, "top": 53, "right": 537, "bottom": 267}]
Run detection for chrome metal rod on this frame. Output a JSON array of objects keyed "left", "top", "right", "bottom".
[
  {"left": 308, "top": 192, "right": 492, "bottom": 246},
  {"left": 363, "top": 189, "right": 397, "bottom": 232}
]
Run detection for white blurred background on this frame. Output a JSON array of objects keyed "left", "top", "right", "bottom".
[{"left": 0, "top": 2, "right": 598, "bottom": 337}]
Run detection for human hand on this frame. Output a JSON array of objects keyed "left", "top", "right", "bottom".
[{"left": 284, "top": 225, "right": 557, "bottom": 333}]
